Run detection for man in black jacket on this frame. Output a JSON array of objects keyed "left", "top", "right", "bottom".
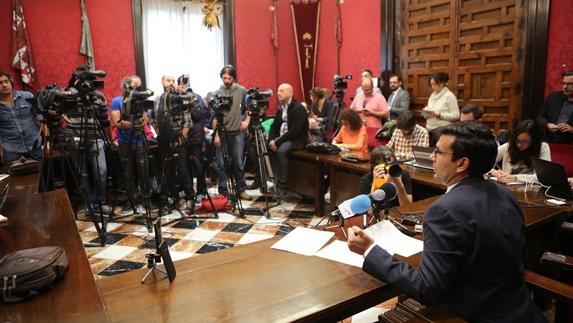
[
  {"left": 348, "top": 121, "right": 546, "bottom": 322},
  {"left": 537, "top": 70, "right": 573, "bottom": 144},
  {"left": 268, "top": 83, "right": 309, "bottom": 197}
]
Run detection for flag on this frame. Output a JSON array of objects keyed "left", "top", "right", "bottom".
[
  {"left": 335, "top": 0, "right": 342, "bottom": 49},
  {"left": 270, "top": 2, "right": 279, "bottom": 49},
  {"left": 12, "top": 0, "right": 35, "bottom": 87},
  {"left": 80, "top": 0, "right": 95, "bottom": 69}
]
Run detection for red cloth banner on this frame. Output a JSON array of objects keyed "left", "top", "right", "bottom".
[
  {"left": 291, "top": 0, "right": 320, "bottom": 103},
  {"left": 11, "top": 0, "right": 35, "bottom": 87}
]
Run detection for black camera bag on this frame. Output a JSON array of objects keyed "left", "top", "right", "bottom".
[
  {"left": 0, "top": 246, "right": 68, "bottom": 303},
  {"left": 306, "top": 142, "right": 341, "bottom": 154}
]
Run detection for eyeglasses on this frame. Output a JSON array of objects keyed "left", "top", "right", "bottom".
[
  {"left": 562, "top": 82, "right": 573, "bottom": 87},
  {"left": 432, "top": 147, "right": 454, "bottom": 156}
]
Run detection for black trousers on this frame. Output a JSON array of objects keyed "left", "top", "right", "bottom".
[{"left": 118, "top": 143, "right": 150, "bottom": 202}]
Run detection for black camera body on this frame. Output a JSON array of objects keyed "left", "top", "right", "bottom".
[
  {"left": 246, "top": 87, "right": 272, "bottom": 115},
  {"left": 333, "top": 74, "right": 352, "bottom": 92},
  {"left": 209, "top": 93, "right": 233, "bottom": 116},
  {"left": 163, "top": 89, "right": 197, "bottom": 118},
  {"left": 123, "top": 86, "right": 154, "bottom": 131},
  {"left": 70, "top": 70, "right": 106, "bottom": 95}
]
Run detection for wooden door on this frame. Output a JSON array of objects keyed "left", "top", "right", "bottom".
[{"left": 401, "top": 0, "right": 524, "bottom": 132}]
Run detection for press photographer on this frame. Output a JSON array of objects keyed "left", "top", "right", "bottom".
[
  {"left": 110, "top": 75, "right": 153, "bottom": 216},
  {"left": 153, "top": 75, "right": 195, "bottom": 210},
  {"left": 211, "top": 65, "right": 252, "bottom": 201},
  {"left": 62, "top": 64, "right": 113, "bottom": 215}
]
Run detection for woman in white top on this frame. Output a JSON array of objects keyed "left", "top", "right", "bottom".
[
  {"left": 422, "top": 72, "right": 460, "bottom": 131},
  {"left": 490, "top": 119, "right": 551, "bottom": 184}
]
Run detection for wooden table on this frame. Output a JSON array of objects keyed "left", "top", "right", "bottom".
[
  {"left": 0, "top": 173, "right": 40, "bottom": 199},
  {"left": 98, "top": 237, "right": 400, "bottom": 322},
  {"left": 0, "top": 189, "right": 108, "bottom": 322},
  {"left": 288, "top": 151, "right": 445, "bottom": 215}
]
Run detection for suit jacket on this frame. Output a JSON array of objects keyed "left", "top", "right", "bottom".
[
  {"left": 388, "top": 88, "right": 410, "bottom": 120},
  {"left": 537, "top": 91, "right": 573, "bottom": 144},
  {"left": 363, "top": 177, "right": 546, "bottom": 322},
  {"left": 268, "top": 99, "right": 309, "bottom": 149}
]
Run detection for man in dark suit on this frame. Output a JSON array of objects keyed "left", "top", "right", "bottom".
[
  {"left": 348, "top": 121, "right": 546, "bottom": 322},
  {"left": 537, "top": 70, "right": 573, "bottom": 144},
  {"left": 268, "top": 83, "right": 309, "bottom": 197},
  {"left": 387, "top": 74, "right": 410, "bottom": 120}
]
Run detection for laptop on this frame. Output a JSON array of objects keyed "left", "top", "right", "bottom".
[
  {"left": 411, "top": 146, "right": 434, "bottom": 170},
  {"left": 531, "top": 158, "right": 573, "bottom": 200}
]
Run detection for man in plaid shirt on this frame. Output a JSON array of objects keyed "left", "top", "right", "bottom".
[{"left": 387, "top": 110, "right": 429, "bottom": 159}]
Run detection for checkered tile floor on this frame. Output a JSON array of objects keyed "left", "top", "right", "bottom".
[{"left": 76, "top": 187, "right": 325, "bottom": 278}]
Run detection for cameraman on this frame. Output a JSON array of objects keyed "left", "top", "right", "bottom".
[
  {"left": 62, "top": 64, "right": 113, "bottom": 213},
  {"left": 212, "top": 65, "right": 252, "bottom": 200},
  {"left": 0, "top": 70, "right": 43, "bottom": 163},
  {"left": 245, "top": 97, "right": 269, "bottom": 190},
  {"left": 153, "top": 75, "right": 195, "bottom": 208},
  {"left": 110, "top": 75, "right": 151, "bottom": 216},
  {"left": 177, "top": 74, "right": 211, "bottom": 201}
]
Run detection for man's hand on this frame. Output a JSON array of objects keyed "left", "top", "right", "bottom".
[
  {"left": 347, "top": 226, "right": 375, "bottom": 255},
  {"left": 269, "top": 140, "right": 278, "bottom": 152},
  {"left": 362, "top": 109, "right": 372, "bottom": 116},
  {"left": 240, "top": 119, "right": 249, "bottom": 131},
  {"left": 547, "top": 123, "right": 559, "bottom": 133},
  {"left": 557, "top": 123, "right": 573, "bottom": 133}
]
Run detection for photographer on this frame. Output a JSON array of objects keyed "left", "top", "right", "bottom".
[
  {"left": 110, "top": 75, "right": 151, "bottom": 216},
  {"left": 212, "top": 65, "right": 252, "bottom": 200},
  {"left": 0, "top": 70, "right": 43, "bottom": 163},
  {"left": 153, "top": 75, "right": 195, "bottom": 209},
  {"left": 62, "top": 64, "right": 112, "bottom": 213},
  {"left": 177, "top": 74, "right": 211, "bottom": 201}
]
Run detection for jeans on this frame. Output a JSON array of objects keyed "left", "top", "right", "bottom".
[
  {"left": 118, "top": 143, "right": 150, "bottom": 202},
  {"left": 69, "top": 139, "right": 107, "bottom": 205},
  {"left": 275, "top": 141, "right": 294, "bottom": 190},
  {"left": 187, "top": 143, "right": 207, "bottom": 194},
  {"left": 2, "top": 145, "right": 43, "bottom": 163},
  {"left": 214, "top": 132, "right": 247, "bottom": 195}
]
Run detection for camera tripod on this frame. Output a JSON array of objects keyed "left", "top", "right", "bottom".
[
  {"left": 156, "top": 112, "right": 218, "bottom": 226},
  {"left": 212, "top": 116, "right": 246, "bottom": 217},
  {"left": 141, "top": 218, "right": 176, "bottom": 283},
  {"left": 243, "top": 119, "right": 280, "bottom": 218},
  {"left": 327, "top": 91, "right": 346, "bottom": 141},
  {"left": 40, "top": 107, "right": 110, "bottom": 246}
]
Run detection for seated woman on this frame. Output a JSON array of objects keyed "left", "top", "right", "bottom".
[
  {"left": 490, "top": 119, "right": 551, "bottom": 184},
  {"left": 331, "top": 110, "right": 368, "bottom": 153},
  {"left": 302, "top": 101, "right": 324, "bottom": 144},
  {"left": 359, "top": 147, "right": 413, "bottom": 206},
  {"left": 309, "top": 87, "right": 334, "bottom": 126}
]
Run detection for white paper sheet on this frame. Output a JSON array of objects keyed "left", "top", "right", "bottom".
[
  {"left": 364, "top": 220, "right": 423, "bottom": 257},
  {"left": 0, "top": 174, "right": 9, "bottom": 182},
  {"left": 315, "top": 240, "right": 364, "bottom": 268},
  {"left": 271, "top": 227, "right": 335, "bottom": 256}
]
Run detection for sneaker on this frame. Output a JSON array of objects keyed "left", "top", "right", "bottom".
[
  {"left": 239, "top": 191, "right": 253, "bottom": 200},
  {"left": 195, "top": 194, "right": 206, "bottom": 203}
]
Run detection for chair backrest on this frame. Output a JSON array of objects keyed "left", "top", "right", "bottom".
[
  {"left": 549, "top": 143, "right": 573, "bottom": 177},
  {"left": 366, "top": 127, "right": 388, "bottom": 150}
]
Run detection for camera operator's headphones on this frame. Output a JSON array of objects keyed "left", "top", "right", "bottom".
[{"left": 219, "top": 65, "right": 237, "bottom": 79}]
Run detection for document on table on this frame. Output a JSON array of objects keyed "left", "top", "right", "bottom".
[
  {"left": 0, "top": 174, "right": 9, "bottom": 182},
  {"left": 315, "top": 240, "right": 364, "bottom": 268},
  {"left": 364, "top": 220, "right": 423, "bottom": 257},
  {"left": 271, "top": 227, "right": 335, "bottom": 256}
]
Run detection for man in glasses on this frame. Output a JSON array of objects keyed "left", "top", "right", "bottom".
[
  {"left": 537, "top": 70, "right": 573, "bottom": 144},
  {"left": 386, "top": 110, "right": 429, "bottom": 160},
  {"left": 348, "top": 121, "right": 546, "bottom": 322}
]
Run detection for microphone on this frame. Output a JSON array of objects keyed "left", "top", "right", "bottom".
[
  {"left": 378, "top": 182, "right": 397, "bottom": 203},
  {"left": 329, "top": 194, "right": 371, "bottom": 222}
]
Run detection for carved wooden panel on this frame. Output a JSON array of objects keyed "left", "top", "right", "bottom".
[{"left": 401, "top": 0, "right": 524, "bottom": 132}]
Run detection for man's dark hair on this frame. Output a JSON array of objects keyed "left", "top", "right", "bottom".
[
  {"left": 461, "top": 104, "right": 483, "bottom": 120},
  {"left": 508, "top": 119, "right": 542, "bottom": 168},
  {"left": 220, "top": 65, "right": 237, "bottom": 79},
  {"left": 75, "top": 64, "right": 91, "bottom": 72},
  {"left": 438, "top": 121, "right": 497, "bottom": 178},
  {"left": 428, "top": 72, "right": 449, "bottom": 86},
  {"left": 370, "top": 146, "right": 395, "bottom": 171},
  {"left": 562, "top": 70, "right": 573, "bottom": 77},
  {"left": 339, "top": 109, "right": 363, "bottom": 131},
  {"left": 396, "top": 110, "right": 416, "bottom": 131},
  {"left": 0, "top": 70, "right": 14, "bottom": 85}
]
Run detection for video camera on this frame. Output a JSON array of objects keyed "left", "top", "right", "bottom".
[
  {"left": 123, "top": 86, "right": 154, "bottom": 124},
  {"left": 208, "top": 93, "right": 233, "bottom": 116},
  {"left": 36, "top": 84, "right": 77, "bottom": 130},
  {"left": 163, "top": 88, "right": 197, "bottom": 117},
  {"left": 246, "top": 87, "right": 272, "bottom": 115},
  {"left": 334, "top": 74, "right": 352, "bottom": 92},
  {"left": 70, "top": 70, "right": 106, "bottom": 95}
]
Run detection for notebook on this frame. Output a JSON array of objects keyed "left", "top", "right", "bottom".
[{"left": 531, "top": 158, "right": 572, "bottom": 200}]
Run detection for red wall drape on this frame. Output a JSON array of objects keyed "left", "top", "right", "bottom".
[{"left": 545, "top": 0, "right": 573, "bottom": 96}]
